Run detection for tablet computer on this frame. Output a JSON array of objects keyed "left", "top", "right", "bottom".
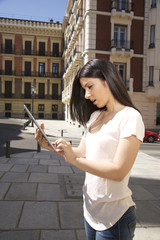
[{"left": 24, "top": 104, "right": 57, "bottom": 152}]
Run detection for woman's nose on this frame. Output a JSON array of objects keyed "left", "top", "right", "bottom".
[{"left": 85, "top": 90, "right": 90, "bottom": 99}]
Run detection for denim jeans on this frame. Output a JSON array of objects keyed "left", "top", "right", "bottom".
[{"left": 84, "top": 206, "right": 136, "bottom": 240}]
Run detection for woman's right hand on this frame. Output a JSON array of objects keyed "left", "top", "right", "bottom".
[{"left": 35, "top": 123, "right": 64, "bottom": 156}]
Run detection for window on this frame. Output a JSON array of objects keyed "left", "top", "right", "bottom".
[
  {"left": 25, "top": 41, "right": 31, "bottom": 55},
  {"left": 53, "top": 43, "right": 59, "bottom": 56},
  {"left": 5, "top": 103, "right": 11, "bottom": 111},
  {"left": 149, "top": 66, "right": 154, "bottom": 86},
  {"left": 38, "top": 83, "right": 45, "bottom": 98},
  {"left": 52, "top": 63, "right": 59, "bottom": 77},
  {"left": 114, "top": 63, "right": 126, "bottom": 81},
  {"left": 149, "top": 25, "right": 155, "bottom": 48},
  {"left": 5, "top": 39, "right": 12, "bottom": 53},
  {"left": 156, "top": 103, "right": 160, "bottom": 125},
  {"left": 5, "top": 60, "right": 12, "bottom": 75},
  {"left": 52, "top": 83, "right": 58, "bottom": 99},
  {"left": 117, "top": 0, "right": 126, "bottom": 11},
  {"left": 5, "top": 81, "right": 12, "bottom": 98},
  {"left": 39, "top": 42, "right": 45, "bottom": 56},
  {"left": 114, "top": 63, "right": 128, "bottom": 89},
  {"left": 24, "top": 82, "right": 31, "bottom": 98},
  {"left": 151, "top": 0, "right": 156, "bottom": 8},
  {"left": 52, "top": 104, "right": 58, "bottom": 111},
  {"left": 38, "top": 104, "right": 45, "bottom": 111},
  {"left": 113, "top": 25, "right": 128, "bottom": 49},
  {"left": 25, "top": 62, "right": 31, "bottom": 76},
  {"left": 38, "top": 104, "right": 45, "bottom": 119},
  {"left": 39, "top": 62, "right": 45, "bottom": 76}
]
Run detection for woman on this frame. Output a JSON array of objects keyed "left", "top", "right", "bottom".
[{"left": 35, "top": 59, "right": 145, "bottom": 240}]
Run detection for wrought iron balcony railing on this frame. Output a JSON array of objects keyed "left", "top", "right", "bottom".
[
  {"left": 111, "top": 39, "right": 134, "bottom": 50},
  {"left": 111, "top": 0, "right": 133, "bottom": 12}
]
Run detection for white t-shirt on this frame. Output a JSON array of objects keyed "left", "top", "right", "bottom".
[{"left": 83, "top": 106, "right": 145, "bottom": 230}]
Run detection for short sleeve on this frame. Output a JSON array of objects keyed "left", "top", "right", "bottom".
[{"left": 120, "top": 109, "right": 145, "bottom": 142}]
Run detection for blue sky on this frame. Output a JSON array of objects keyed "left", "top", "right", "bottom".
[{"left": 0, "top": 0, "right": 68, "bottom": 23}]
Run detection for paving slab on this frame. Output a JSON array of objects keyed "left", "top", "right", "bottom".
[
  {"left": 134, "top": 227, "right": 160, "bottom": 240},
  {"left": 39, "top": 159, "right": 60, "bottom": 166},
  {"left": 27, "top": 164, "right": 47, "bottom": 173},
  {"left": 8, "top": 157, "right": 39, "bottom": 165},
  {"left": 28, "top": 172, "right": 58, "bottom": 183},
  {"left": 40, "top": 230, "right": 76, "bottom": 240},
  {"left": 136, "top": 201, "right": 160, "bottom": 227},
  {"left": 129, "top": 183, "right": 157, "bottom": 201},
  {"left": 19, "top": 201, "right": 59, "bottom": 229},
  {"left": 0, "top": 157, "right": 9, "bottom": 163},
  {"left": 1, "top": 172, "right": 29, "bottom": 182},
  {"left": 0, "top": 230, "right": 40, "bottom": 240},
  {"left": 59, "top": 201, "right": 84, "bottom": 229},
  {"left": 48, "top": 165, "right": 73, "bottom": 174},
  {"left": 37, "top": 183, "right": 63, "bottom": 201},
  {"left": 0, "top": 163, "right": 13, "bottom": 171},
  {"left": 0, "top": 201, "right": 23, "bottom": 230},
  {"left": 10, "top": 164, "right": 29, "bottom": 172},
  {"left": 5, "top": 183, "right": 37, "bottom": 200},
  {"left": 76, "top": 229, "right": 86, "bottom": 240},
  {"left": 0, "top": 182, "right": 10, "bottom": 199},
  {"left": 0, "top": 171, "right": 4, "bottom": 178}
]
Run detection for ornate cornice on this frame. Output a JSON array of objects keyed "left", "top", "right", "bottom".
[{"left": 0, "top": 17, "right": 63, "bottom": 37}]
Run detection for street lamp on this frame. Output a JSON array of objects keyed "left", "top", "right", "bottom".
[{"left": 31, "top": 85, "right": 37, "bottom": 127}]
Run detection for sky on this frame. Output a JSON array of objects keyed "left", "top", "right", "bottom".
[{"left": 0, "top": 0, "right": 68, "bottom": 23}]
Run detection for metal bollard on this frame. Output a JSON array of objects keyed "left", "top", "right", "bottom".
[
  {"left": 6, "top": 141, "right": 10, "bottom": 158},
  {"left": 37, "top": 142, "right": 41, "bottom": 152},
  {"left": 61, "top": 130, "right": 63, "bottom": 137}
]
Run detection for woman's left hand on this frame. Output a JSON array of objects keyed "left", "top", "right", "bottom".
[{"left": 54, "top": 138, "right": 76, "bottom": 165}]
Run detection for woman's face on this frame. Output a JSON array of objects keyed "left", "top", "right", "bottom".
[{"left": 80, "top": 77, "right": 110, "bottom": 108}]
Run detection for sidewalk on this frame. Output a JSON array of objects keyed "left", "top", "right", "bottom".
[{"left": 0, "top": 120, "right": 160, "bottom": 240}]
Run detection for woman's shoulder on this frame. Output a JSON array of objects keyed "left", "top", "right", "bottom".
[{"left": 124, "top": 106, "right": 142, "bottom": 118}]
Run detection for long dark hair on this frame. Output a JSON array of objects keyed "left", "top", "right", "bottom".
[{"left": 70, "top": 59, "right": 138, "bottom": 126}]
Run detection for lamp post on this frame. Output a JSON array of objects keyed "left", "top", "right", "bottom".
[{"left": 31, "top": 85, "right": 37, "bottom": 127}]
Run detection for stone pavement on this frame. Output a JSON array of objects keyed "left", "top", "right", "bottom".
[{"left": 0, "top": 120, "right": 160, "bottom": 240}]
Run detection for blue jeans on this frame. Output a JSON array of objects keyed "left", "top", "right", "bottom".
[{"left": 84, "top": 206, "right": 136, "bottom": 240}]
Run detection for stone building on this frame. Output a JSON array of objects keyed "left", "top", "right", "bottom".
[
  {"left": 0, "top": 17, "right": 64, "bottom": 119},
  {"left": 62, "top": 0, "right": 160, "bottom": 129}
]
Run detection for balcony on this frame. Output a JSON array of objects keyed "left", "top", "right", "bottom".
[
  {"left": 111, "top": 0, "right": 133, "bottom": 12},
  {"left": 111, "top": 0, "right": 134, "bottom": 18},
  {"left": 22, "top": 49, "right": 34, "bottom": 55},
  {"left": 36, "top": 72, "right": 63, "bottom": 78},
  {"left": 75, "top": 9, "right": 83, "bottom": 31},
  {"left": 22, "top": 71, "right": 34, "bottom": 76},
  {"left": 0, "top": 70, "right": 16, "bottom": 75},
  {"left": 73, "top": 46, "right": 82, "bottom": 64},
  {"left": 36, "top": 50, "right": 48, "bottom": 56},
  {"left": 1, "top": 47, "right": 15, "bottom": 54},
  {"left": 111, "top": 39, "right": 134, "bottom": 57}
]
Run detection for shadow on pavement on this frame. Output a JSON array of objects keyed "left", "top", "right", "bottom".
[
  {"left": 0, "top": 122, "right": 36, "bottom": 157},
  {"left": 129, "top": 177, "right": 160, "bottom": 227}
]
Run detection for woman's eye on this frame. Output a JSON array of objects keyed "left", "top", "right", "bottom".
[{"left": 88, "top": 85, "right": 92, "bottom": 89}]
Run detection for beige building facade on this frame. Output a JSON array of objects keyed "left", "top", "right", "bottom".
[
  {"left": 62, "top": 0, "right": 160, "bottom": 130},
  {"left": 0, "top": 18, "right": 64, "bottom": 119}
]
